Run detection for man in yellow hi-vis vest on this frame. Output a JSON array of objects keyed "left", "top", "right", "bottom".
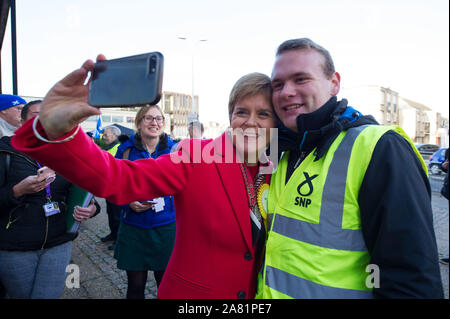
[{"left": 256, "top": 38, "right": 443, "bottom": 298}]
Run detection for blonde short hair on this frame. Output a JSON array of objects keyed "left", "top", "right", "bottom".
[{"left": 228, "top": 72, "right": 272, "bottom": 121}]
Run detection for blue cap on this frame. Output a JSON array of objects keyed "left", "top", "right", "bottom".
[{"left": 0, "top": 94, "right": 27, "bottom": 111}]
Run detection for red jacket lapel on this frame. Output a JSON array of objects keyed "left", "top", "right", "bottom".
[{"left": 211, "top": 132, "right": 253, "bottom": 252}]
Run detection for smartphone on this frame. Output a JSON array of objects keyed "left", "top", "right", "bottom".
[
  {"left": 37, "top": 166, "right": 56, "bottom": 183},
  {"left": 88, "top": 52, "right": 164, "bottom": 107},
  {"left": 140, "top": 200, "right": 156, "bottom": 204}
]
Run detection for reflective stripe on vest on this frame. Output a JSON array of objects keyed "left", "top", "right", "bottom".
[
  {"left": 265, "top": 266, "right": 373, "bottom": 299},
  {"left": 271, "top": 125, "right": 368, "bottom": 252}
]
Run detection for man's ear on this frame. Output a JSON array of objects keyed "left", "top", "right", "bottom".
[{"left": 330, "top": 71, "right": 341, "bottom": 96}]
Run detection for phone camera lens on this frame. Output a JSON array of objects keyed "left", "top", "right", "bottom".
[{"left": 149, "top": 56, "right": 157, "bottom": 74}]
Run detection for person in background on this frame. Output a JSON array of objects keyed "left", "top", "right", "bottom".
[
  {"left": 0, "top": 100, "right": 100, "bottom": 298},
  {"left": 0, "top": 94, "right": 26, "bottom": 138},
  {"left": 102, "top": 125, "right": 121, "bottom": 156},
  {"left": 440, "top": 148, "right": 449, "bottom": 199},
  {"left": 188, "top": 121, "right": 204, "bottom": 139},
  {"left": 256, "top": 38, "right": 443, "bottom": 299},
  {"left": 113, "top": 105, "right": 177, "bottom": 299},
  {"left": 0, "top": 94, "right": 27, "bottom": 298},
  {"left": 11, "top": 60, "right": 277, "bottom": 298},
  {"left": 100, "top": 125, "right": 122, "bottom": 250},
  {"left": 439, "top": 148, "right": 448, "bottom": 264}
]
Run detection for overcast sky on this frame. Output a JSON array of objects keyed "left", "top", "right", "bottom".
[{"left": 1, "top": 0, "right": 448, "bottom": 124}]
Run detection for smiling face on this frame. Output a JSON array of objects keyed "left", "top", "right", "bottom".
[
  {"left": 271, "top": 49, "right": 340, "bottom": 132},
  {"left": 230, "top": 93, "right": 275, "bottom": 165},
  {"left": 138, "top": 106, "right": 165, "bottom": 139}
]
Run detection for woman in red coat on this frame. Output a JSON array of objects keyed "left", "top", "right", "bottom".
[{"left": 12, "top": 56, "right": 277, "bottom": 299}]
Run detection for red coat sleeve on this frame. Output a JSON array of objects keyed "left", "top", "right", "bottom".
[{"left": 12, "top": 119, "right": 191, "bottom": 205}]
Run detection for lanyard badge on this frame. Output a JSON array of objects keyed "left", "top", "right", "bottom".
[
  {"left": 43, "top": 201, "right": 61, "bottom": 217},
  {"left": 42, "top": 189, "right": 61, "bottom": 217},
  {"left": 37, "top": 162, "right": 61, "bottom": 217}
]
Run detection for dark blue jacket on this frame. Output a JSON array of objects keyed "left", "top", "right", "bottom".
[{"left": 115, "top": 133, "right": 177, "bottom": 229}]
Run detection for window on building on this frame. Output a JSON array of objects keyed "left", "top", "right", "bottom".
[
  {"left": 386, "top": 94, "right": 391, "bottom": 112},
  {"left": 111, "top": 115, "right": 124, "bottom": 123},
  {"left": 101, "top": 115, "right": 111, "bottom": 123},
  {"left": 86, "top": 115, "right": 98, "bottom": 122},
  {"left": 164, "top": 96, "right": 172, "bottom": 112},
  {"left": 126, "top": 116, "right": 135, "bottom": 123}
]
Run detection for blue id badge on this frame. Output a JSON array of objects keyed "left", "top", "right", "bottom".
[{"left": 43, "top": 202, "right": 61, "bottom": 217}]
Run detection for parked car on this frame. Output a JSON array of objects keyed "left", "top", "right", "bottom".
[
  {"left": 428, "top": 148, "right": 448, "bottom": 175},
  {"left": 415, "top": 144, "right": 440, "bottom": 161}
]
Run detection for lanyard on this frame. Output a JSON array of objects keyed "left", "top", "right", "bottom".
[
  {"left": 36, "top": 162, "right": 52, "bottom": 202},
  {"left": 238, "top": 163, "right": 266, "bottom": 210},
  {"left": 239, "top": 163, "right": 269, "bottom": 249}
]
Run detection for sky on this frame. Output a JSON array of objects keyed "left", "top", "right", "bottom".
[{"left": 1, "top": 0, "right": 449, "bottom": 125}]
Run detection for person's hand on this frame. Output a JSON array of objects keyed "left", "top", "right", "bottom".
[
  {"left": 38, "top": 55, "right": 107, "bottom": 140},
  {"left": 12, "top": 175, "right": 49, "bottom": 198},
  {"left": 129, "top": 201, "right": 153, "bottom": 213},
  {"left": 73, "top": 199, "right": 97, "bottom": 221}
]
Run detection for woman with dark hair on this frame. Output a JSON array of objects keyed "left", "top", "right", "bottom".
[
  {"left": 20, "top": 100, "right": 42, "bottom": 122},
  {"left": 113, "top": 105, "right": 177, "bottom": 299}
]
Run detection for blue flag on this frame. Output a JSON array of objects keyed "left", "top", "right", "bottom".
[{"left": 93, "top": 115, "right": 103, "bottom": 139}]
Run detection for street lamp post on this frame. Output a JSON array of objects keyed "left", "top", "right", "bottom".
[{"left": 177, "top": 36, "right": 207, "bottom": 122}]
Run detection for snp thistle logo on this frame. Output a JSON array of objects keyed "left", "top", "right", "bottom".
[{"left": 294, "top": 172, "right": 318, "bottom": 208}]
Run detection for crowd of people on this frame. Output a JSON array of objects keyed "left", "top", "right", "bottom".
[
  {"left": 0, "top": 37, "right": 446, "bottom": 299},
  {"left": 0, "top": 98, "right": 100, "bottom": 298}
]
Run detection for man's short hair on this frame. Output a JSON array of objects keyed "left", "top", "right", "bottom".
[
  {"left": 276, "top": 38, "right": 335, "bottom": 78},
  {"left": 188, "top": 121, "right": 204, "bottom": 133},
  {"left": 103, "top": 125, "right": 121, "bottom": 137}
]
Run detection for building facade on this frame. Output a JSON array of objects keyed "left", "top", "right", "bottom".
[
  {"left": 339, "top": 86, "right": 449, "bottom": 147},
  {"left": 161, "top": 91, "right": 199, "bottom": 139},
  {"left": 338, "top": 85, "right": 399, "bottom": 125},
  {"left": 399, "top": 98, "right": 432, "bottom": 144},
  {"left": 20, "top": 91, "right": 199, "bottom": 139}
]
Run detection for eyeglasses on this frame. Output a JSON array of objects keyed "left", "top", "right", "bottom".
[{"left": 143, "top": 115, "right": 164, "bottom": 124}]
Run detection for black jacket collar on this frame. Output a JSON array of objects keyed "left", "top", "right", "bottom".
[{"left": 277, "top": 97, "right": 378, "bottom": 161}]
